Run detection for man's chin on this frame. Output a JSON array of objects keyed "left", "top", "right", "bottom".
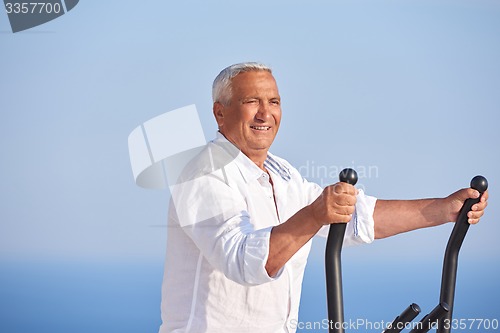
[{"left": 251, "top": 140, "right": 274, "bottom": 150}]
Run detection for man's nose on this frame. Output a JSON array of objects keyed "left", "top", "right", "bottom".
[{"left": 255, "top": 102, "right": 272, "bottom": 121}]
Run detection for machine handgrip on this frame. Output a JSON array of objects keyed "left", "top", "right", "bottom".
[
  {"left": 384, "top": 303, "right": 422, "bottom": 333},
  {"left": 437, "top": 175, "right": 488, "bottom": 333},
  {"left": 409, "top": 302, "right": 449, "bottom": 333},
  {"left": 325, "top": 168, "right": 358, "bottom": 333}
]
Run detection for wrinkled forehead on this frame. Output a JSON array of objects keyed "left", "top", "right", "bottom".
[{"left": 231, "top": 70, "right": 279, "bottom": 92}]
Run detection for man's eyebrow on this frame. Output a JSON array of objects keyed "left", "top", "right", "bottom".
[
  {"left": 239, "top": 97, "right": 259, "bottom": 102},
  {"left": 239, "top": 96, "right": 280, "bottom": 102}
]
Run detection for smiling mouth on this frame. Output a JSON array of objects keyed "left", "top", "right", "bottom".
[{"left": 250, "top": 126, "right": 271, "bottom": 131}]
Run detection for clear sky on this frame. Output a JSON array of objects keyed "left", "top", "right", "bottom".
[{"left": 1, "top": 0, "right": 499, "bottom": 331}]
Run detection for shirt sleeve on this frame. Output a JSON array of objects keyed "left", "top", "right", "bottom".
[
  {"left": 315, "top": 189, "right": 377, "bottom": 246},
  {"left": 170, "top": 165, "right": 280, "bottom": 286},
  {"left": 283, "top": 159, "right": 377, "bottom": 246}
]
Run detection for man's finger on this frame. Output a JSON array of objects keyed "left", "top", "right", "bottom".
[
  {"left": 332, "top": 182, "right": 356, "bottom": 195},
  {"left": 468, "top": 218, "right": 480, "bottom": 225},
  {"left": 336, "top": 194, "right": 356, "bottom": 206},
  {"left": 472, "top": 200, "right": 488, "bottom": 211},
  {"left": 468, "top": 209, "right": 484, "bottom": 219},
  {"left": 467, "top": 188, "right": 480, "bottom": 199}
]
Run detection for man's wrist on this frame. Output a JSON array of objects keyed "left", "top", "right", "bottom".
[
  {"left": 438, "top": 197, "right": 454, "bottom": 224},
  {"left": 302, "top": 205, "right": 324, "bottom": 230}
]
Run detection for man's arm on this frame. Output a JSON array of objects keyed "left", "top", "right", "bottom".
[
  {"left": 266, "top": 182, "right": 356, "bottom": 277},
  {"left": 266, "top": 186, "right": 489, "bottom": 277},
  {"left": 373, "top": 188, "right": 489, "bottom": 239}
]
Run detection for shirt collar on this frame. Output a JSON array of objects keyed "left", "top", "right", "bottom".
[{"left": 264, "top": 153, "right": 291, "bottom": 181}]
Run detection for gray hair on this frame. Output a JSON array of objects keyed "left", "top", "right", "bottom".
[{"left": 212, "top": 62, "right": 272, "bottom": 105}]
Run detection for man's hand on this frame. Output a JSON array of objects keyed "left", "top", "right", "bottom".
[
  {"left": 444, "top": 188, "right": 489, "bottom": 224},
  {"left": 309, "top": 182, "right": 357, "bottom": 227}
]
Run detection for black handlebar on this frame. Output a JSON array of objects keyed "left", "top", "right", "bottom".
[
  {"left": 436, "top": 176, "right": 488, "bottom": 333},
  {"left": 325, "top": 168, "right": 358, "bottom": 333},
  {"left": 384, "top": 303, "right": 422, "bottom": 333},
  {"left": 409, "top": 302, "right": 450, "bottom": 333},
  {"left": 325, "top": 171, "right": 488, "bottom": 333}
]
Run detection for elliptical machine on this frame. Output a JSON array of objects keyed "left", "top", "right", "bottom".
[{"left": 325, "top": 169, "right": 488, "bottom": 333}]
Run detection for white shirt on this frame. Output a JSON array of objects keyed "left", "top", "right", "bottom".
[{"left": 159, "top": 133, "right": 377, "bottom": 333}]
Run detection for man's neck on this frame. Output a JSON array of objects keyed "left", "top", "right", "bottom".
[
  {"left": 217, "top": 131, "right": 269, "bottom": 171},
  {"left": 246, "top": 152, "right": 268, "bottom": 172}
]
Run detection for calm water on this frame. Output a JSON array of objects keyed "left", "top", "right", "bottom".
[{"left": 1, "top": 255, "right": 498, "bottom": 333}]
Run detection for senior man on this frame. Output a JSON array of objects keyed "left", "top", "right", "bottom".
[{"left": 158, "top": 62, "right": 488, "bottom": 333}]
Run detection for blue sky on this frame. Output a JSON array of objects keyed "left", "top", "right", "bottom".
[{"left": 1, "top": 0, "right": 499, "bottom": 331}]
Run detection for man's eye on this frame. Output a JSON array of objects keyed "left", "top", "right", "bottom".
[
  {"left": 270, "top": 100, "right": 280, "bottom": 105},
  {"left": 244, "top": 99, "right": 258, "bottom": 104}
]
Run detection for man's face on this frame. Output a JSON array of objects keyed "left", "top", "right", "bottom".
[{"left": 213, "top": 70, "right": 281, "bottom": 162}]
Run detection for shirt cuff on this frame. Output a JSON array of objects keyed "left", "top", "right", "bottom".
[
  {"left": 316, "top": 189, "right": 376, "bottom": 246},
  {"left": 243, "top": 226, "right": 284, "bottom": 285},
  {"left": 343, "top": 189, "right": 377, "bottom": 246}
]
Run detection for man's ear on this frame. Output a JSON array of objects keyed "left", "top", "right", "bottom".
[{"left": 213, "top": 102, "right": 225, "bottom": 128}]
